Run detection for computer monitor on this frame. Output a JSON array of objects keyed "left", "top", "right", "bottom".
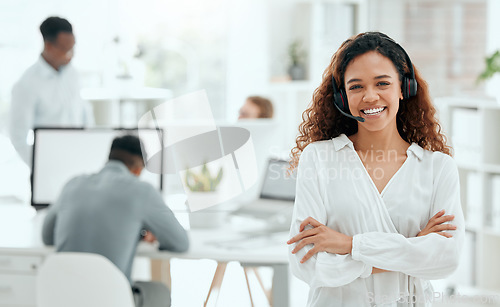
[
  {"left": 31, "top": 128, "right": 163, "bottom": 208},
  {"left": 259, "top": 159, "right": 296, "bottom": 201}
]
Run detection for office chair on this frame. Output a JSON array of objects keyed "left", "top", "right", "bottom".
[{"left": 37, "top": 252, "right": 135, "bottom": 307}]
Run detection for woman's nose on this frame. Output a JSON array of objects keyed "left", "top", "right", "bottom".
[{"left": 362, "top": 87, "right": 379, "bottom": 103}]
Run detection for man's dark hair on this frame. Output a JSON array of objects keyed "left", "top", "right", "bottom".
[
  {"left": 109, "top": 135, "right": 146, "bottom": 169},
  {"left": 40, "top": 17, "right": 73, "bottom": 43}
]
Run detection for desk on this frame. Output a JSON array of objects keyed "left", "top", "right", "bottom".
[{"left": 0, "top": 203, "right": 290, "bottom": 307}]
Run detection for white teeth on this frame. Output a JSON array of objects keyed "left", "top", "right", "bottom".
[{"left": 362, "top": 107, "right": 385, "bottom": 115}]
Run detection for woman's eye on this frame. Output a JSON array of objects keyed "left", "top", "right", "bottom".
[
  {"left": 378, "top": 81, "right": 390, "bottom": 86},
  {"left": 348, "top": 84, "right": 362, "bottom": 90}
]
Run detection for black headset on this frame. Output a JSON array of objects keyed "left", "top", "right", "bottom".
[{"left": 332, "top": 35, "right": 418, "bottom": 123}]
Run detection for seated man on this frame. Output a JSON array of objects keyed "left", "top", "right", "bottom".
[{"left": 42, "top": 135, "right": 189, "bottom": 307}]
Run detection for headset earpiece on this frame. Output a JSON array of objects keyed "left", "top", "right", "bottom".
[
  {"left": 402, "top": 76, "right": 409, "bottom": 99},
  {"left": 332, "top": 75, "right": 365, "bottom": 122},
  {"left": 332, "top": 76, "right": 349, "bottom": 112},
  {"left": 401, "top": 51, "right": 418, "bottom": 99},
  {"left": 408, "top": 76, "right": 418, "bottom": 98},
  {"left": 402, "top": 74, "right": 418, "bottom": 99},
  {"left": 334, "top": 90, "right": 348, "bottom": 112}
]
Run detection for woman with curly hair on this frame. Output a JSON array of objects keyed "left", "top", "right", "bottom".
[{"left": 287, "top": 32, "right": 464, "bottom": 306}]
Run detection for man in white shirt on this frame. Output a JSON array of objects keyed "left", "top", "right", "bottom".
[{"left": 9, "top": 16, "right": 94, "bottom": 164}]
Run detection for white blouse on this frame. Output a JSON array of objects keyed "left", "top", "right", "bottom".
[{"left": 288, "top": 134, "right": 465, "bottom": 307}]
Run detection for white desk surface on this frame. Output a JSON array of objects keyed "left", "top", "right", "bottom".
[
  {"left": 0, "top": 199, "right": 291, "bottom": 307},
  {"left": 0, "top": 201, "right": 289, "bottom": 264}
]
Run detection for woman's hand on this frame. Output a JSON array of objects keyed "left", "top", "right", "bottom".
[
  {"left": 372, "top": 267, "right": 389, "bottom": 274},
  {"left": 417, "top": 209, "right": 456, "bottom": 238},
  {"left": 287, "top": 217, "right": 352, "bottom": 263}
]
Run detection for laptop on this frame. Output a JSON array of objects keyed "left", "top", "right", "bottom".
[
  {"left": 231, "top": 159, "right": 296, "bottom": 231},
  {"left": 31, "top": 128, "right": 163, "bottom": 208}
]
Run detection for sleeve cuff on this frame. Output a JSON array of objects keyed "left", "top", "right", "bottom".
[
  {"left": 352, "top": 234, "right": 371, "bottom": 277},
  {"left": 360, "top": 263, "right": 372, "bottom": 278},
  {"left": 351, "top": 234, "right": 363, "bottom": 261}
]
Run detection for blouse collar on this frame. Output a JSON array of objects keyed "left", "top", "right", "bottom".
[{"left": 332, "top": 134, "right": 424, "bottom": 161}]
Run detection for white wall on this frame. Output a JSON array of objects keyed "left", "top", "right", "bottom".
[
  {"left": 367, "top": 0, "right": 405, "bottom": 42},
  {"left": 0, "top": 0, "right": 496, "bottom": 132},
  {"left": 485, "top": 0, "right": 500, "bottom": 99},
  {"left": 225, "top": 0, "right": 269, "bottom": 121},
  {"left": 0, "top": 0, "right": 118, "bottom": 132}
]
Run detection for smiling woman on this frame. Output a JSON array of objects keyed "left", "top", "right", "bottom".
[
  {"left": 344, "top": 51, "right": 403, "bottom": 132},
  {"left": 287, "top": 32, "right": 465, "bottom": 307}
]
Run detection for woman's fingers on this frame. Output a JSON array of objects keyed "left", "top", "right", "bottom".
[
  {"left": 288, "top": 217, "right": 323, "bottom": 245},
  {"left": 436, "top": 232, "right": 453, "bottom": 238},
  {"left": 433, "top": 214, "right": 455, "bottom": 225},
  {"left": 426, "top": 216, "right": 454, "bottom": 230},
  {"left": 431, "top": 224, "right": 457, "bottom": 233},
  {"left": 291, "top": 237, "right": 314, "bottom": 254},
  {"left": 301, "top": 246, "right": 319, "bottom": 263},
  {"left": 287, "top": 227, "right": 319, "bottom": 244},
  {"left": 432, "top": 209, "right": 446, "bottom": 220},
  {"left": 418, "top": 211, "right": 456, "bottom": 237},
  {"left": 426, "top": 214, "right": 455, "bottom": 229},
  {"left": 299, "top": 216, "right": 323, "bottom": 232}
]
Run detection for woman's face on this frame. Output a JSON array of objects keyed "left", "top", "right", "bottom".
[
  {"left": 238, "top": 99, "right": 261, "bottom": 119},
  {"left": 343, "top": 51, "right": 403, "bottom": 132}
]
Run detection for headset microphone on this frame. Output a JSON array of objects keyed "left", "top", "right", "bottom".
[
  {"left": 332, "top": 75, "right": 365, "bottom": 122},
  {"left": 333, "top": 102, "right": 365, "bottom": 122}
]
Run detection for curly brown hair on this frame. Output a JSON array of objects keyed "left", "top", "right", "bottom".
[{"left": 290, "top": 32, "right": 451, "bottom": 170}]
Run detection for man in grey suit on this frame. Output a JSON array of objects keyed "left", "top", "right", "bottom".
[{"left": 42, "top": 134, "right": 189, "bottom": 307}]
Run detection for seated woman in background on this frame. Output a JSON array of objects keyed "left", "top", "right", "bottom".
[{"left": 238, "top": 96, "right": 274, "bottom": 119}]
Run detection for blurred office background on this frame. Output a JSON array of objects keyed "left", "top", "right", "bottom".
[
  {"left": 1, "top": 0, "right": 500, "bottom": 306},
  {"left": 1, "top": 0, "right": 498, "bottom": 134}
]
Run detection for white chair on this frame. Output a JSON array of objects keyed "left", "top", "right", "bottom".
[{"left": 37, "top": 252, "right": 135, "bottom": 307}]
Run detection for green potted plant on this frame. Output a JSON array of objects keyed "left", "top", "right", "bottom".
[
  {"left": 184, "top": 163, "right": 223, "bottom": 192},
  {"left": 477, "top": 50, "right": 500, "bottom": 83},
  {"left": 288, "top": 39, "right": 307, "bottom": 80},
  {"left": 184, "top": 163, "right": 225, "bottom": 228},
  {"left": 477, "top": 50, "right": 500, "bottom": 103}
]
